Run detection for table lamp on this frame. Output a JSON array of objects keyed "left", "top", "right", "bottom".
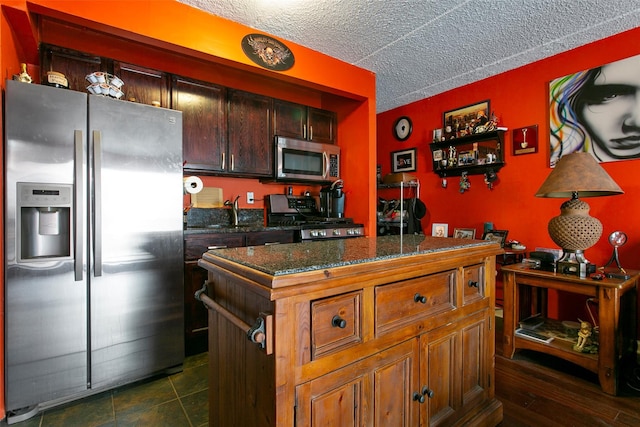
[{"left": 535, "top": 152, "right": 623, "bottom": 266}]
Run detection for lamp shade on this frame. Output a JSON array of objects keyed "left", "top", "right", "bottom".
[{"left": 535, "top": 152, "right": 623, "bottom": 198}]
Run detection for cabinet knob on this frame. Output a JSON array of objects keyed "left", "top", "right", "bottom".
[
  {"left": 412, "top": 391, "right": 425, "bottom": 404},
  {"left": 414, "top": 293, "right": 427, "bottom": 304},
  {"left": 331, "top": 315, "right": 347, "bottom": 329},
  {"left": 468, "top": 280, "right": 479, "bottom": 288},
  {"left": 421, "top": 386, "right": 434, "bottom": 398}
]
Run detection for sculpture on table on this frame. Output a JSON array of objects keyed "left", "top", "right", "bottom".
[{"left": 573, "top": 319, "right": 592, "bottom": 352}]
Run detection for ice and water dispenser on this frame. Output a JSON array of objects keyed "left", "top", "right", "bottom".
[{"left": 17, "top": 182, "right": 72, "bottom": 261}]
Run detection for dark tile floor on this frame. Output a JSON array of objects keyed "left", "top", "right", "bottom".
[{"left": 1, "top": 352, "right": 208, "bottom": 427}]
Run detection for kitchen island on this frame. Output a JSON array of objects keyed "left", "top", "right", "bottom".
[{"left": 198, "top": 235, "right": 503, "bottom": 426}]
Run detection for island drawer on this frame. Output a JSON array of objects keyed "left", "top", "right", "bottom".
[
  {"left": 375, "top": 270, "right": 456, "bottom": 335},
  {"left": 462, "top": 264, "right": 485, "bottom": 305},
  {"left": 311, "top": 291, "right": 362, "bottom": 359},
  {"left": 184, "top": 234, "right": 245, "bottom": 260}
]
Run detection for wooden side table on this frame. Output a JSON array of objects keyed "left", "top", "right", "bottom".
[
  {"left": 497, "top": 248, "right": 527, "bottom": 266},
  {"left": 501, "top": 263, "right": 638, "bottom": 395}
]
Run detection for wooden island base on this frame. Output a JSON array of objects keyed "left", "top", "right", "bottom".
[{"left": 198, "top": 236, "right": 503, "bottom": 426}]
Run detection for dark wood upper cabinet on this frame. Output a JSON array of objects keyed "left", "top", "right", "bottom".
[
  {"left": 41, "top": 45, "right": 103, "bottom": 92},
  {"left": 274, "top": 100, "right": 337, "bottom": 144},
  {"left": 113, "top": 62, "right": 169, "bottom": 107},
  {"left": 227, "top": 89, "right": 273, "bottom": 177},
  {"left": 173, "top": 77, "right": 226, "bottom": 172}
]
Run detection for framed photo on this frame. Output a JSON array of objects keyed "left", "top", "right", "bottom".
[
  {"left": 431, "top": 223, "right": 448, "bottom": 238},
  {"left": 453, "top": 228, "right": 476, "bottom": 239},
  {"left": 443, "top": 100, "right": 490, "bottom": 136},
  {"left": 391, "top": 148, "right": 417, "bottom": 173},
  {"left": 482, "top": 230, "right": 509, "bottom": 247},
  {"left": 512, "top": 125, "right": 538, "bottom": 155}
]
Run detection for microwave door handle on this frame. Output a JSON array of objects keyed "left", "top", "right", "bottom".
[{"left": 323, "top": 152, "right": 329, "bottom": 179}]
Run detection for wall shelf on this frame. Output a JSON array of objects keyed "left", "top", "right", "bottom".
[{"left": 430, "top": 130, "right": 505, "bottom": 177}]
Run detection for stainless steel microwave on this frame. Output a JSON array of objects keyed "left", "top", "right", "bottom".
[{"left": 275, "top": 136, "right": 340, "bottom": 183}]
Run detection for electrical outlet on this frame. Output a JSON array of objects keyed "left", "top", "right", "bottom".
[{"left": 247, "top": 192, "right": 254, "bottom": 204}]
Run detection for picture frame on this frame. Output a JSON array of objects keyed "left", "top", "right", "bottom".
[
  {"left": 512, "top": 125, "right": 538, "bottom": 156},
  {"left": 391, "top": 148, "right": 417, "bottom": 173},
  {"left": 453, "top": 228, "right": 476, "bottom": 239},
  {"left": 443, "top": 100, "right": 491, "bottom": 137},
  {"left": 482, "top": 229, "right": 509, "bottom": 247},
  {"left": 431, "top": 223, "right": 449, "bottom": 238}
]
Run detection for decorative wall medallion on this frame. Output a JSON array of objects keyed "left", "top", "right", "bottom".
[{"left": 241, "top": 34, "right": 294, "bottom": 71}]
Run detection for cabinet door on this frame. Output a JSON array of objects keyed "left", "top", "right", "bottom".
[
  {"left": 184, "top": 261, "right": 209, "bottom": 356},
  {"left": 41, "top": 45, "right": 104, "bottom": 92},
  {"left": 113, "top": 62, "right": 169, "bottom": 106},
  {"left": 227, "top": 90, "right": 273, "bottom": 176},
  {"left": 459, "top": 309, "right": 490, "bottom": 410},
  {"left": 296, "top": 339, "right": 418, "bottom": 427},
  {"left": 174, "top": 77, "right": 226, "bottom": 172},
  {"left": 421, "top": 324, "right": 458, "bottom": 427},
  {"left": 273, "top": 100, "right": 306, "bottom": 139},
  {"left": 308, "top": 107, "right": 337, "bottom": 144},
  {"left": 421, "top": 309, "right": 491, "bottom": 427}
]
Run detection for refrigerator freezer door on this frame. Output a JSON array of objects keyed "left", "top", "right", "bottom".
[
  {"left": 87, "top": 96, "right": 184, "bottom": 389},
  {"left": 4, "top": 80, "right": 89, "bottom": 411}
]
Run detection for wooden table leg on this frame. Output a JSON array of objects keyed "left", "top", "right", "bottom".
[
  {"left": 597, "top": 286, "right": 618, "bottom": 395},
  {"left": 502, "top": 270, "right": 516, "bottom": 358}
]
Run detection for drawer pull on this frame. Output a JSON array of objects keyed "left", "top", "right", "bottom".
[
  {"left": 332, "top": 315, "right": 347, "bottom": 329},
  {"left": 414, "top": 293, "right": 427, "bottom": 304},
  {"left": 468, "top": 280, "right": 479, "bottom": 288}
]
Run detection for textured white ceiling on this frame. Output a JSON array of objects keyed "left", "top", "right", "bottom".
[{"left": 179, "top": 0, "right": 640, "bottom": 113}]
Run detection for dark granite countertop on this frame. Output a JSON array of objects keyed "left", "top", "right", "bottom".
[{"left": 202, "top": 234, "right": 501, "bottom": 276}]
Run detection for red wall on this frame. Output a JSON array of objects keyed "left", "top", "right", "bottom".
[{"left": 377, "top": 27, "right": 640, "bottom": 321}]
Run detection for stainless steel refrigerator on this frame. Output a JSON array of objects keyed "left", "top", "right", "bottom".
[{"left": 4, "top": 79, "right": 184, "bottom": 422}]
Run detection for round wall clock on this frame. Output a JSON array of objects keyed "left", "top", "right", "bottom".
[{"left": 393, "top": 116, "right": 412, "bottom": 141}]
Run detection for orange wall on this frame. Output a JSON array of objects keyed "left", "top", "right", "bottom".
[
  {"left": 4, "top": 0, "right": 377, "bottom": 230},
  {"left": 377, "top": 27, "right": 640, "bottom": 321},
  {"left": 0, "top": 0, "right": 377, "bottom": 419}
]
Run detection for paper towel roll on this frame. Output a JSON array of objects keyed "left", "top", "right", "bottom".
[{"left": 183, "top": 176, "right": 203, "bottom": 194}]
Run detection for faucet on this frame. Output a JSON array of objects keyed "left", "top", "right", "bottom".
[{"left": 224, "top": 195, "right": 240, "bottom": 226}]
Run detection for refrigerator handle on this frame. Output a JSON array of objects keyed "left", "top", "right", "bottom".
[
  {"left": 74, "top": 130, "right": 84, "bottom": 281},
  {"left": 93, "top": 130, "right": 103, "bottom": 277}
]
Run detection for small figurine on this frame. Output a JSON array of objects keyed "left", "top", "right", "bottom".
[
  {"left": 573, "top": 319, "right": 592, "bottom": 352},
  {"left": 14, "top": 63, "right": 32, "bottom": 83},
  {"left": 459, "top": 172, "right": 470, "bottom": 193}
]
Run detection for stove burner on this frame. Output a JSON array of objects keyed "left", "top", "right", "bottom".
[{"left": 266, "top": 194, "right": 364, "bottom": 240}]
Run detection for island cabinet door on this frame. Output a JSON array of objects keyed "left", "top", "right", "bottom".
[
  {"left": 295, "top": 339, "right": 419, "bottom": 427},
  {"left": 420, "top": 309, "right": 491, "bottom": 427}
]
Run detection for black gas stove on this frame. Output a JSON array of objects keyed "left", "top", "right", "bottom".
[{"left": 266, "top": 194, "right": 364, "bottom": 241}]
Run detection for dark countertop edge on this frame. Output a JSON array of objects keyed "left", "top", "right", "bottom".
[{"left": 184, "top": 225, "right": 300, "bottom": 234}]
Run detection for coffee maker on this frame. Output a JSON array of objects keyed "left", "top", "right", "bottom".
[{"left": 320, "top": 180, "right": 345, "bottom": 218}]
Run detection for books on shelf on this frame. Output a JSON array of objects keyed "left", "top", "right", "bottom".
[
  {"left": 519, "top": 313, "right": 544, "bottom": 330},
  {"left": 515, "top": 328, "right": 554, "bottom": 344}
]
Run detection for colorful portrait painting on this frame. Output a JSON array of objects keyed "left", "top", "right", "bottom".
[{"left": 549, "top": 53, "right": 640, "bottom": 166}]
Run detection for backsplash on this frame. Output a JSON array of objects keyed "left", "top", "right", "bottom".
[{"left": 186, "top": 208, "right": 264, "bottom": 228}]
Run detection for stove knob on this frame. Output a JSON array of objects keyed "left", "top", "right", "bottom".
[
  {"left": 320, "top": 230, "right": 327, "bottom": 237},
  {"left": 311, "top": 230, "right": 318, "bottom": 237},
  {"left": 333, "top": 229, "right": 341, "bottom": 236}
]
